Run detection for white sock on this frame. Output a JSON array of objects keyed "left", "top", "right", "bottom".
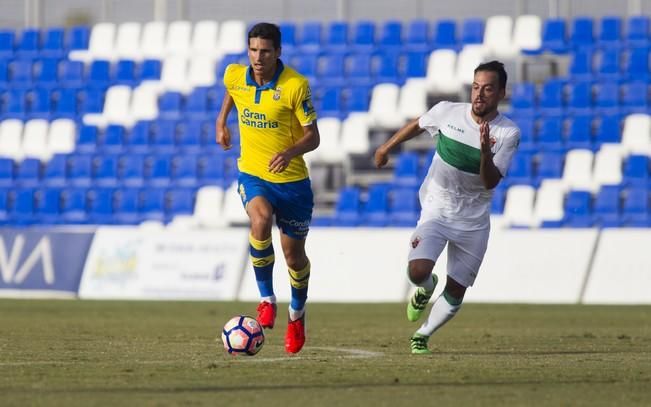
[
  {"left": 288, "top": 305, "right": 304, "bottom": 321},
  {"left": 261, "top": 295, "right": 276, "bottom": 304},
  {"left": 416, "top": 293, "right": 461, "bottom": 337}
]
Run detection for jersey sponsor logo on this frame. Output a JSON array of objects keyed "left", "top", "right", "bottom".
[
  {"left": 240, "top": 108, "right": 280, "bottom": 129},
  {"left": 446, "top": 123, "right": 465, "bottom": 134}
]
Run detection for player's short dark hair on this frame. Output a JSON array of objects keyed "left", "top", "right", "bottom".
[
  {"left": 248, "top": 22, "right": 282, "bottom": 49},
  {"left": 474, "top": 60, "right": 507, "bottom": 90}
]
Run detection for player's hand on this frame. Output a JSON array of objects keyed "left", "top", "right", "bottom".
[
  {"left": 374, "top": 146, "right": 389, "bottom": 168},
  {"left": 479, "top": 121, "right": 491, "bottom": 154},
  {"left": 216, "top": 125, "right": 232, "bottom": 150},
  {"left": 269, "top": 152, "right": 291, "bottom": 173}
]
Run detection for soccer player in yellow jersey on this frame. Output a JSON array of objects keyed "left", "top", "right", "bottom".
[{"left": 216, "top": 22, "right": 320, "bottom": 354}]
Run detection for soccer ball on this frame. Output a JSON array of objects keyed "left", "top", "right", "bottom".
[{"left": 221, "top": 315, "right": 265, "bottom": 356}]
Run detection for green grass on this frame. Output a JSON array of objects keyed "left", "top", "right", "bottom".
[{"left": 1, "top": 300, "right": 650, "bottom": 406}]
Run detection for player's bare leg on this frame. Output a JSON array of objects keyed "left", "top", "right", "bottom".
[
  {"left": 247, "top": 197, "right": 277, "bottom": 329},
  {"left": 281, "top": 232, "right": 309, "bottom": 354}
]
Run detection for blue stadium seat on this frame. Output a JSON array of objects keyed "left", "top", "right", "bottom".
[
  {"left": 114, "top": 187, "right": 140, "bottom": 224},
  {"left": 10, "top": 188, "right": 36, "bottom": 225},
  {"left": 593, "top": 82, "right": 620, "bottom": 117},
  {"left": 351, "top": 20, "right": 376, "bottom": 51},
  {"left": 362, "top": 183, "right": 390, "bottom": 227},
  {"left": 76, "top": 124, "right": 98, "bottom": 153},
  {"left": 41, "top": 27, "right": 65, "bottom": 58},
  {"left": 379, "top": 20, "right": 403, "bottom": 49},
  {"left": 146, "top": 155, "right": 172, "bottom": 186},
  {"left": 509, "top": 82, "right": 536, "bottom": 118},
  {"left": 460, "top": 18, "right": 484, "bottom": 45},
  {"left": 538, "top": 79, "right": 565, "bottom": 118},
  {"left": 172, "top": 155, "right": 198, "bottom": 187},
  {"left": 374, "top": 50, "right": 402, "bottom": 85},
  {"left": 622, "top": 187, "right": 649, "bottom": 226},
  {"left": 16, "top": 158, "right": 41, "bottom": 187},
  {"left": 535, "top": 151, "right": 564, "bottom": 185},
  {"left": 623, "top": 46, "right": 650, "bottom": 81},
  {"left": 166, "top": 188, "right": 195, "bottom": 220},
  {"left": 318, "top": 87, "right": 343, "bottom": 119},
  {"left": 140, "top": 59, "right": 162, "bottom": 81},
  {"left": 300, "top": 21, "right": 322, "bottom": 52},
  {"left": 152, "top": 120, "right": 177, "bottom": 152},
  {"left": 10, "top": 60, "right": 33, "bottom": 89},
  {"left": 102, "top": 124, "right": 126, "bottom": 153},
  {"left": 514, "top": 117, "right": 535, "bottom": 153},
  {"left": 343, "top": 85, "right": 370, "bottom": 113},
  {"left": 568, "top": 49, "right": 594, "bottom": 82},
  {"left": 598, "top": 16, "right": 622, "bottom": 49},
  {"left": 389, "top": 186, "right": 419, "bottom": 226},
  {"left": 159, "top": 91, "right": 184, "bottom": 120},
  {"left": 325, "top": 21, "right": 349, "bottom": 53},
  {"left": 93, "top": 154, "right": 119, "bottom": 187},
  {"left": 79, "top": 88, "right": 105, "bottom": 114},
  {"left": 593, "top": 185, "right": 621, "bottom": 227},
  {"left": 59, "top": 60, "right": 85, "bottom": 88},
  {"left": 405, "top": 19, "right": 430, "bottom": 52},
  {"left": 119, "top": 154, "right": 146, "bottom": 187},
  {"left": 567, "top": 81, "right": 593, "bottom": 116},
  {"left": 318, "top": 53, "right": 346, "bottom": 87},
  {"left": 566, "top": 115, "right": 594, "bottom": 150},
  {"left": 432, "top": 19, "right": 457, "bottom": 50},
  {"left": 67, "top": 26, "right": 90, "bottom": 52},
  {"left": 0, "top": 189, "right": 7, "bottom": 224},
  {"left": 67, "top": 154, "right": 93, "bottom": 187},
  {"left": 0, "top": 158, "right": 14, "bottom": 187},
  {"left": 126, "top": 120, "right": 152, "bottom": 153},
  {"left": 140, "top": 187, "right": 166, "bottom": 222},
  {"left": 35, "top": 58, "right": 60, "bottom": 89},
  {"left": 596, "top": 48, "right": 621, "bottom": 82},
  {"left": 403, "top": 50, "right": 428, "bottom": 78},
  {"left": 536, "top": 117, "right": 565, "bottom": 152},
  {"left": 88, "top": 187, "right": 114, "bottom": 224},
  {"left": 333, "top": 186, "right": 362, "bottom": 226},
  {"left": 87, "top": 60, "right": 111, "bottom": 90},
  {"left": 291, "top": 54, "right": 318, "bottom": 83},
  {"left": 626, "top": 15, "right": 650, "bottom": 47},
  {"left": 0, "top": 59, "right": 9, "bottom": 88},
  {"left": 53, "top": 87, "right": 79, "bottom": 119},
  {"left": 29, "top": 87, "right": 53, "bottom": 119},
  {"left": 185, "top": 87, "right": 209, "bottom": 119},
  {"left": 35, "top": 187, "right": 61, "bottom": 224},
  {"left": 279, "top": 22, "right": 297, "bottom": 52},
  {"left": 506, "top": 152, "right": 534, "bottom": 186},
  {"left": 177, "top": 120, "right": 202, "bottom": 153},
  {"left": 570, "top": 17, "right": 595, "bottom": 49},
  {"left": 594, "top": 114, "right": 621, "bottom": 146},
  {"left": 115, "top": 59, "right": 138, "bottom": 87},
  {"left": 205, "top": 85, "right": 225, "bottom": 114},
  {"left": 17, "top": 28, "right": 40, "bottom": 59},
  {"left": 542, "top": 18, "right": 570, "bottom": 54},
  {"left": 43, "top": 154, "right": 68, "bottom": 186},
  {"left": 563, "top": 190, "right": 593, "bottom": 227},
  {"left": 621, "top": 80, "right": 649, "bottom": 114},
  {"left": 198, "top": 154, "right": 226, "bottom": 186},
  {"left": 393, "top": 152, "right": 420, "bottom": 188},
  {"left": 346, "top": 53, "right": 374, "bottom": 87},
  {"left": 623, "top": 155, "right": 650, "bottom": 188},
  {"left": 3, "top": 89, "right": 28, "bottom": 119},
  {"left": 0, "top": 30, "right": 15, "bottom": 59}
]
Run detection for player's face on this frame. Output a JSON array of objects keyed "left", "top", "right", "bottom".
[
  {"left": 248, "top": 37, "right": 281, "bottom": 80},
  {"left": 470, "top": 71, "right": 505, "bottom": 118}
]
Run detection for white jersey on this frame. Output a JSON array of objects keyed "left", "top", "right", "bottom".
[{"left": 417, "top": 101, "right": 520, "bottom": 231}]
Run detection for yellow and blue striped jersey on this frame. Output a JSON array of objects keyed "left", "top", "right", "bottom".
[{"left": 223, "top": 60, "right": 317, "bottom": 183}]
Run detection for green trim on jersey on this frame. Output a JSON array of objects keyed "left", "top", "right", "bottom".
[{"left": 436, "top": 130, "right": 481, "bottom": 174}]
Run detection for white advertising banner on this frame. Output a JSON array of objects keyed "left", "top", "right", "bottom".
[{"left": 79, "top": 226, "right": 249, "bottom": 300}]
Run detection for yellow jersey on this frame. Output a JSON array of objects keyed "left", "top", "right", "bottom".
[{"left": 223, "top": 60, "right": 317, "bottom": 183}]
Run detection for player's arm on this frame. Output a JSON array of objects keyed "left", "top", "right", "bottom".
[
  {"left": 374, "top": 118, "right": 423, "bottom": 168},
  {"left": 269, "top": 121, "right": 320, "bottom": 173},
  {"left": 479, "top": 121, "right": 502, "bottom": 190},
  {"left": 216, "top": 91, "right": 235, "bottom": 150}
]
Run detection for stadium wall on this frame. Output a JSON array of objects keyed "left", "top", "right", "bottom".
[{"left": 2, "top": 225, "right": 650, "bottom": 304}]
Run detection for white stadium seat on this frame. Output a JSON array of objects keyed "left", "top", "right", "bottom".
[
  {"left": 532, "top": 179, "right": 566, "bottom": 227},
  {"left": 187, "top": 55, "right": 217, "bottom": 88},
  {"left": 0, "top": 119, "right": 25, "bottom": 161},
  {"left": 398, "top": 78, "right": 428, "bottom": 119},
  {"left": 482, "top": 15, "right": 517, "bottom": 58},
  {"left": 222, "top": 182, "right": 250, "bottom": 226},
  {"left": 160, "top": 56, "right": 190, "bottom": 93},
  {"left": 562, "top": 149, "right": 594, "bottom": 191},
  {"left": 193, "top": 185, "right": 226, "bottom": 228},
  {"left": 140, "top": 21, "right": 167, "bottom": 60},
  {"left": 217, "top": 20, "right": 247, "bottom": 56},
  {"left": 21, "top": 119, "right": 50, "bottom": 161},
  {"left": 591, "top": 144, "right": 624, "bottom": 191},
  {"left": 512, "top": 14, "right": 542, "bottom": 53},
  {"left": 621, "top": 113, "right": 651, "bottom": 155},
  {"left": 114, "top": 22, "right": 142, "bottom": 61},
  {"left": 47, "top": 119, "right": 77, "bottom": 157},
  {"left": 166, "top": 20, "right": 193, "bottom": 57},
  {"left": 129, "top": 83, "right": 161, "bottom": 124},
  {"left": 502, "top": 184, "right": 536, "bottom": 227},
  {"left": 83, "top": 85, "right": 132, "bottom": 128},
  {"left": 368, "top": 83, "right": 405, "bottom": 130},
  {"left": 312, "top": 117, "right": 343, "bottom": 164},
  {"left": 192, "top": 20, "right": 220, "bottom": 59},
  {"left": 69, "top": 22, "right": 116, "bottom": 63},
  {"left": 455, "top": 44, "right": 486, "bottom": 86},
  {"left": 341, "top": 113, "right": 371, "bottom": 155},
  {"left": 425, "top": 49, "right": 460, "bottom": 94}
]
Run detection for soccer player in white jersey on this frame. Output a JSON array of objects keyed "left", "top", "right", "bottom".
[{"left": 374, "top": 61, "right": 520, "bottom": 354}]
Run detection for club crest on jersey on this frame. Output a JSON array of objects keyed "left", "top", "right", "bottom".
[
  {"left": 411, "top": 236, "right": 421, "bottom": 249},
  {"left": 490, "top": 137, "right": 497, "bottom": 146},
  {"left": 273, "top": 87, "right": 282, "bottom": 100}
]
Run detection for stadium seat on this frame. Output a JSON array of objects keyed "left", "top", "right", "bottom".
[
  {"left": 541, "top": 18, "right": 569, "bottom": 54},
  {"left": 300, "top": 21, "right": 322, "bottom": 52},
  {"left": 67, "top": 25, "right": 90, "bottom": 53},
  {"left": 140, "top": 187, "right": 166, "bottom": 222},
  {"left": 623, "top": 46, "right": 650, "bottom": 82},
  {"left": 191, "top": 20, "right": 220, "bottom": 59},
  {"left": 593, "top": 185, "right": 621, "bottom": 227},
  {"left": 41, "top": 27, "right": 65, "bottom": 58},
  {"left": 570, "top": 17, "right": 595, "bottom": 50},
  {"left": 192, "top": 185, "right": 225, "bottom": 228},
  {"left": 9, "top": 60, "right": 34, "bottom": 89},
  {"left": 626, "top": 15, "right": 650, "bottom": 47},
  {"left": 311, "top": 117, "right": 343, "bottom": 164},
  {"left": 67, "top": 154, "right": 93, "bottom": 187},
  {"left": 454, "top": 44, "right": 485, "bottom": 87},
  {"left": 141, "top": 59, "right": 162, "bottom": 81},
  {"left": 621, "top": 113, "right": 651, "bottom": 155},
  {"left": 567, "top": 81, "right": 593, "bottom": 116},
  {"left": 379, "top": 20, "right": 403, "bottom": 50},
  {"left": 593, "top": 81, "right": 620, "bottom": 117},
  {"left": 591, "top": 144, "right": 624, "bottom": 191},
  {"left": 102, "top": 124, "right": 126, "bottom": 153},
  {"left": 140, "top": 21, "right": 166, "bottom": 60},
  {"left": 405, "top": 19, "right": 429, "bottom": 52},
  {"left": 76, "top": 124, "right": 99, "bottom": 154},
  {"left": 482, "top": 15, "right": 517, "bottom": 58},
  {"left": 431, "top": 19, "right": 457, "bottom": 50},
  {"left": 351, "top": 20, "right": 376, "bottom": 51},
  {"left": 18, "top": 28, "right": 42, "bottom": 59},
  {"left": 346, "top": 53, "right": 373, "bottom": 87},
  {"left": 532, "top": 179, "right": 565, "bottom": 227},
  {"left": 621, "top": 80, "right": 649, "bottom": 114},
  {"left": 47, "top": 118, "right": 77, "bottom": 158},
  {"left": 535, "top": 151, "right": 564, "bottom": 185},
  {"left": 503, "top": 184, "right": 536, "bottom": 228},
  {"left": 562, "top": 149, "right": 594, "bottom": 191},
  {"left": 622, "top": 154, "right": 650, "bottom": 188},
  {"left": 59, "top": 60, "right": 85, "bottom": 88},
  {"left": 166, "top": 188, "right": 195, "bottom": 221},
  {"left": 16, "top": 158, "right": 41, "bottom": 187},
  {"left": 114, "top": 187, "right": 140, "bottom": 224},
  {"left": 21, "top": 119, "right": 50, "bottom": 161},
  {"left": 36, "top": 187, "right": 62, "bottom": 224},
  {"left": 119, "top": 154, "right": 146, "bottom": 187},
  {"left": 594, "top": 114, "right": 621, "bottom": 147},
  {"left": 598, "top": 16, "right": 622, "bottom": 49},
  {"left": 389, "top": 187, "right": 419, "bottom": 226},
  {"left": 513, "top": 14, "right": 543, "bottom": 54},
  {"left": 425, "top": 49, "right": 460, "bottom": 94},
  {"left": 317, "top": 87, "right": 343, "bottom": 119},
  {"left": 368, "top": 83, "right": 404, "bottom": 130},
  {"left": 340, "top": 113, "right": 370, "bottom": 155},
  {"left": 536, "top": 117, "right": 565, "bottom": 152},
  {"left": 595, "top": 47, "right": 621, "bottom": 82},
  {"left": 0, "top": 188, "right": 7, "bottom": 224},
  {"left": 0, "top": 30, "right": 15, "bottom": 59},
  {"left": 93, "top": 154, "right": 119, "bottom": 187},
  {"left": 0, "top": 119, "right": 25, "bottom": 161},
  {"left": 318, "top": 53, "right": 346, "bottom": 88},
  {"left": 325, "top": 21, "right": 349, "bottom": 53},
  {"left": 566, "top": 114, "right": 594, "bottom": 150},
  {"left": 114, "top": 22, "right": 142, "bottom": 61},
  {"left": 172, "top": 155, "right": 198, "bottom": 187},
  {"left": 507, "top": 152, "right": 534, "bottom": 186},
  {"left": 393, "top": 152, "right": 420, "bottom": 188},
  {"left": 398, "top": 78, "right": 428, "bottom": 120},
  {"left": 60, "top": 187, "right": 88, "bottom": 223},
  {"left": 43, "top": 154, "right": 67, "bottom": 187},
  {"left": 29, "top": 88, "right": 53, "bottom": 119},
  {"left": 198, "top": 154, "right": 226, "bottom": 186},
  {"left": 10, "top": 188, "right": 36, "bottom": 225},
  {"left": 460, "top": 18, "right": 484, "bottom": 45},
  {"left": 217, "top": 20, "right": 247, "bottom": 56},
  {"left": 621, "top": 187, "right": 649, "bottom": 226},
  {"left": 362, "top": 183, "right": 390, "bottom": 227},
  {"left": 509, "top": 82, "right": 536, "bottom": 117},
  {"left": 333, "top": 186, "right": 362, "bottom": 226},
  {"left": 114, "top": 59, "right": 138, "bottom": 87},
  {"left": 538, "top": 79, "right": 565, "bottom": 118},
  {"left": 69, "top": 22, "right": 116, "bottom": 62},
  {"left": 34, "top": 58, "right": 60, "bottom": 89},
  {"left": 0, "top": 158, "right": 14, "bottom": 187},
  {"left": 563, "top": 190, "right": 593, "bottom": 227},
  {"left": 568, "top": 49, "right": 594, "bottom": 82},
  {"left": 87, "top": 187, "right": 115, "bottom": 224}
]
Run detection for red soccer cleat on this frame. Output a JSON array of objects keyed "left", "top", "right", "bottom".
[
  {"left": 285, "top": 314, "right": 306, "bottom": 354},
  {"left": 256, "top": 301, "right": 277, "bottom": 329}
]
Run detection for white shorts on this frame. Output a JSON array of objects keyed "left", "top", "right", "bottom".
[{"left": 407, "top": 219, "right": 490, "bottom": 287}]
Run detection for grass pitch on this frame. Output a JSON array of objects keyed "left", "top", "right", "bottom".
[{"left": 0, "top": 300, "right": 649, "bottom": 406}]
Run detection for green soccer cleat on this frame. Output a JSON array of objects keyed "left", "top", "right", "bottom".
[
  {"left": 410, "top": 333, "right": 431, "bottom": 355},
  {"left": 406, "top": 274, "right": 438, "bottom": 322}
]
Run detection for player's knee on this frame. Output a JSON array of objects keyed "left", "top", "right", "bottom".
[
  {"left": 407, "top": 260, "right": 434, "bottom": 284},
  {"left": 249, "top": 213, "right": 273, "bottom": 235},
  {"left": 285, "top": 254, "right": 308, "bottom": 271}
]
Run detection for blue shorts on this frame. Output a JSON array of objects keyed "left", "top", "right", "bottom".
[{"left": 237, "top": 172, "right": 314, "bottom": 240}]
